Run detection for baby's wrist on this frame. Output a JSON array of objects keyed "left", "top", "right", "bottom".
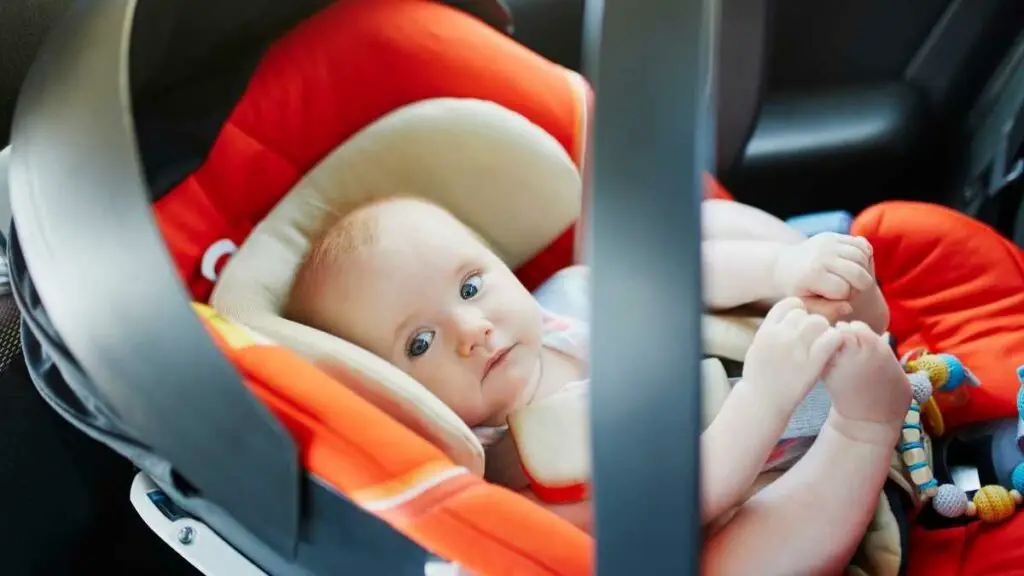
[{"left": 734, "top": 375, "right": 802, "bottom": 423}]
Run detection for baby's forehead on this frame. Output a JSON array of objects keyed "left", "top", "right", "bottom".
[
  {"left": 366, "top": 200, "right": 486, "bottom": 253},
  {"left": 372, "top": 199, "right": 472, "bottom": 234},
  {"left": 334, "top": 201, "right": 481, "bottom": 275}
]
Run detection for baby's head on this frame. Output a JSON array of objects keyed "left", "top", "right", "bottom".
[{"left": 285, "top": 197, "right": 545, "bottom": 427}]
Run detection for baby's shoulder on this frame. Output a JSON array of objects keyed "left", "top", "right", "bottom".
[{"left": 541, "top": 308, "right": 589, "bottom": 360}]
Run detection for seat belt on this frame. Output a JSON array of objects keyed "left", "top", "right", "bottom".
[
  {"left": 7, "top": 0, "right": 300, "bottom": 559},
  {"left": 583, "top": 0, "right": 714, "bottom": 573}
]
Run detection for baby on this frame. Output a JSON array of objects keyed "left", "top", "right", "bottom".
[{"left": 285, "top": 197, "right": 911, "bottom": 574}]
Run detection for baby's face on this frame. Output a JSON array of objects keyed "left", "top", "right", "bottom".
[{"left": 313, "top": 200, "right": 545, "bottom": 427}]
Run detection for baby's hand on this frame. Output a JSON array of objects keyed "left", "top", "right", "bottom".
[
  {"left": 823, "top": 321, "right": 912, "bottom": 447},
  {"left": 774, "top": 233, "right": 874, "bottom": 301},
  {"left": 742, "top": 297, "right": 843, "bottom": 415}
]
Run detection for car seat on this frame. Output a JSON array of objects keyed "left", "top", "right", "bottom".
[
  {"left": 14, "top": 0, "right": 1024, "bottom": 575},
  {"left": 5, "top": 0, "right": 726, "bottom": 574}
]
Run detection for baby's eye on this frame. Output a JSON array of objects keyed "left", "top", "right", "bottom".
[
  {"left": 407, "top": 330, "right": 435, "bottom": 358},
  {"left": 461, "top": 273, "right": 482, "bottom": 300}
]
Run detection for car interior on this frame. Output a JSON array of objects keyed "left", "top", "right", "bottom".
[{"left": 2, "top": 0, "right": 1024, "bottom": 574}]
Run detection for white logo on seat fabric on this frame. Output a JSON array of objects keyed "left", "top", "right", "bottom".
[{"left": 201, "top": 238, "right": 238, "bottom": 282}]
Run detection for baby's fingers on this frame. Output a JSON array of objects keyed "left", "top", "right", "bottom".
[
  {"left": 812, "top": 271, "right": 852, "bottom": 300},
  {"left": 808, "top": 326, "right": 844, "bottom": 369},
  {"left": 837, "top": 234, "right": 873, "bottom": 257},
  {"left": 801, "top": 297, "right": 853, "bottom": 323},
  {"left": 835, "top": 243, "right": 871, "bottom": 270},
  {"left": 797, "top": 314, "right": 831, "bottom": 347},
  {"left": 764, "top": 296, "right": 806, "bottom": 325},
  {"left": 825, "top": 258, "right": 874, "bottom": 291}
]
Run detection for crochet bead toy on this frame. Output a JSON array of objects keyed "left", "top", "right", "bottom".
[
  {"left": 931, "top": 483, "right": 1024, "bottom": 523},
  {"left": 905, "top": 352, "right": 980, "bottom": 409},
  {"left": 899, "top": 398, "right": 938, "bottom": 497},
  {"left": 926, "top": 363, "right": 1024, "bottom": 524},
  {"left": 975, "top": 485, "right": 1023, "bottom": 523},
  {"left": 932, "top": 484, "right": 971, "bottom": 517},
  {"left": 1012, "top": 462, "right": 1024, "bottom": 494}
]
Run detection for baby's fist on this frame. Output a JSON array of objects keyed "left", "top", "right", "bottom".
[
  {"left": 743, "top": 298, "right": 843, "bottom": 413},
  {"left": 774, "top": 233, "right": 874, "bottom": 301}
]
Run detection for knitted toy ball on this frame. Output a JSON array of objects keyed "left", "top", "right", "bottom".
[
  {"left": 1014, "top": 463, "right": 1024, "bottom": 495},
  {"left": 932, "top": 484, "right": 969, "bottom": 518},
  {"left": 910, "top": 354, "right": 960, "bottom": 391},
  {"left": 973, "top": 485, "right": 1021, "bottom": 523},
  {"left": 908, "top": 371, "right": 933, "bottom": 404}
]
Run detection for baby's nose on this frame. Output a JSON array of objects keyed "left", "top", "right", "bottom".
[{"left": 454, "top": 312, "right": 493, "bottom": 356}]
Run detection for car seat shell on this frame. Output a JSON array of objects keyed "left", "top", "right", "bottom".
[
  {"left": 3, "top": 0, "right": 763, "bottom": 573},
  {"left": 8, "top": 0, "right": 596, "bottom": 573}
]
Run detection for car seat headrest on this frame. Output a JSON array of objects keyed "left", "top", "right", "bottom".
[{"left": 210, "top": 97, "right": 582, "bottom": 475}]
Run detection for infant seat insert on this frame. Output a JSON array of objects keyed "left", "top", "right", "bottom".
[{"left": 209, "top": 96, "right": 584, "bottom": 478}]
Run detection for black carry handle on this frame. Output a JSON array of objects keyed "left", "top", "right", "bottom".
[
  {"left": 8, "top": 0, "right": 300, "bottom": 559},
  {"left": 584, "top": 0, "right": 715, "bottom": 573}
]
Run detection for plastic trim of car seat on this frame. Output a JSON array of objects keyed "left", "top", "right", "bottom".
[
  {"left": 715, "top": 0, "right": 768, "bottom": 176},
  {"left": 130, "top": 472, "right": 269, "bottom": 576},
  {"left": 7, "top": 0, "right": 300, "bottom": 559},
  {"left": 582, "top": 0, "right": 714, "bottom": 573}
]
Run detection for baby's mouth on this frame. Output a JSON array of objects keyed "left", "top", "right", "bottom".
[{"left": 483, "top": 345, "right": 515, "bottom": 381}]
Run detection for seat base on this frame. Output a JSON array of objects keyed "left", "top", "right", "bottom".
[
  {"left": 132, "top": 472, "right": 470, "bottom": 575},
  {"left": 130, "top": 473, "right": 266, "bottom": 576}
]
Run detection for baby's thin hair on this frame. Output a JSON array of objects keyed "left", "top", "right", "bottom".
[{"left": 284, "top": 194, "right": 464, "bottom": 327}]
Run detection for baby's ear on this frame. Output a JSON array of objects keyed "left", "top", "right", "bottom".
[{"left": 800, "top": 296, "right": 853, "bottom": 324}]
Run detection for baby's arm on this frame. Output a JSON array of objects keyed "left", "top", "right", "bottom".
[
  {"left": 701, "top": 199, "right": 803, "bottom": 310},
  {"left": 699, "top": 377, "right": 794, "bottom": 523},
  {"left": 704, "top": 322, "right": 909, "bottom": 575},
  {"left": 702, "top": 199, "right": 806, "bottom": 244},
  {"left": 702, "top": 239, "right": 787, "bottom": 310},
  {"left": 701, "top": 298, "right": 842, "bottom": 525},
  {"left": 702, "top": 409, "right": 896, "bottom": 575}
]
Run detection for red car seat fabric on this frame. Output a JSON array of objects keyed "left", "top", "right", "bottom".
[
  {"left": 153, "top": 0, "right": 592, "bottom": 303},
  {"left": 853, "top": 201, "right": 1024, "bottom": 576},
  {"left": 853, "top": 201, "right": 1024, "bottom": 430},
  {"left": 193, "top": 304, "right": 593, "bottom": 576}
]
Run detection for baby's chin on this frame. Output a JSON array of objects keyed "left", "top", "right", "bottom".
[
  {"left": 513, "top": 349, "right": 545, "bottom": 408},
  {"left": 480, "top": 378, "right": 536, "bottom": 426}
]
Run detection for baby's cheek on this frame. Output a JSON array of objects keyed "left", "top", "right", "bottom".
[{"left": 442, "top": 390, "right": 489, "bottom": 427}]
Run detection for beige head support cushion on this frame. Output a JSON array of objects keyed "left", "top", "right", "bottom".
[{"left": 210, "top": 98, "right": 582, "bottom": 477}]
